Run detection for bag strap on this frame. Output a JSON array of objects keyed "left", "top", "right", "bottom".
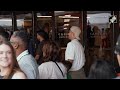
[{"left": 54, "top": 62, "right": 64, "bottom": 77}]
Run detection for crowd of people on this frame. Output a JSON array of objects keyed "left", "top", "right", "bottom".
[{"left": 0, "top": 25, "right": 120, "bottom": 79}]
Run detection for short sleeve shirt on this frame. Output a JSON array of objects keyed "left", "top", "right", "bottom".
[{"left": 65, "top": 39, "right": 86, "bottom": 71}]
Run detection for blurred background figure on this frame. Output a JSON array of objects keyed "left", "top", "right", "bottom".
[
  {"left": 35, "top": 30, "right": 49, "bottom": 65},
  {"left": 88, "top": 59, "right": 117, "bottom": 79},
  {"left": 0, "top": 26, "right": 9, "bottom": 42}
]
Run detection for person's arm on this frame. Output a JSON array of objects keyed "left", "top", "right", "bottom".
[
  {"left": 117, "top": 55, "right": 120, "bottom": 66},
  {"left": 65, "top": 43, "right": 75, "bottom": 62}
]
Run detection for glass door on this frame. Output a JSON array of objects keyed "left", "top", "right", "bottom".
[{"left": 85, "top": 11, "right": 113, "bottom": 76}]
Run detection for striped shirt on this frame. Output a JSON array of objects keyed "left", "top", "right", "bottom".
[{"left": 17, "top": 50, "right": 39, "bottom": 79}]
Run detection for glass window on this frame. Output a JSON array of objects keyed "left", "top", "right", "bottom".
[{"left": 55, "top": 11, "right": 80, "bottom": 47}]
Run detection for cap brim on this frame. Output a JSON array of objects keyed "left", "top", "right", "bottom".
[{"left": 76, "top": 37, "right": 80, "bottom": 40}]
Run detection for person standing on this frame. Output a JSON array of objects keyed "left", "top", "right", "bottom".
[
  {"left": 65, "top": 26, "right": 86, "bottom": 79},
  {"left": 38, "top": 41, "right": 72, "bottom": 79},
  {"left": 0, "top": 41, "right": 27, "bottom": 79},
  {"left": 35, "top": 31, "right": 48, "bottom": 65},
  {"left": 10, "top": 31, "right": 39, "bottom": 79}
]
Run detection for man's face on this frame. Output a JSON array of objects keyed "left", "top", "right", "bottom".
[
  {"left": 0, "top": 43, "right": 13, "bottom": 68},
  {"left": 68, "top": 31, "right": 74, "bottom": 40},
  {"left": 10, "top": 36, "right": 19, "bottom": 50}
]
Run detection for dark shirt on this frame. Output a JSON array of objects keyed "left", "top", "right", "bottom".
[
  {"left": 28, "top": 37, "right": 35, "bottom": 56},
  {"left": 36, "top": 40, "right": 46, "bottom": 65}
]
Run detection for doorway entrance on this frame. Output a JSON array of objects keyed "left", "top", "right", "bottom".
[{"left": 84, "top": 11, "right": 119, "bottom": 76}]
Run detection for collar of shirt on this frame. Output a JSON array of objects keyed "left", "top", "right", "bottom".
[
  {"left": 71, "top": 39, "right": 79, "bottom": 42},
  {"left": 17, "top": 50, "right": 29, "bottom": 62}
]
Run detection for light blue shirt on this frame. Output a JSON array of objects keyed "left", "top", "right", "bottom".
[{"left": 17, "top": 50, "right": 39, "bottom": 79}]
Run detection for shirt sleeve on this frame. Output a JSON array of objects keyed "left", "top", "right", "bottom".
[{"left": 65, "top": 42, "right": 75, "bottom": 61}]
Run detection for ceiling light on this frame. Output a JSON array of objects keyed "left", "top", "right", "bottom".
[
  {"left": 59, "top": 16, "right": 79, "bottom": 18},
  {"left": 37, "top": 16, "right": 52, "bottom": 18},
  {"left": 64, "top": 19, "right": 70, "bottom": 22},
  {"left": 65, "top": 15, "right": 71, "bottom": 17},
  {"left": 64, "top": 27, "right": 67, "bottom": 29},
  {"left": 87, "top": 17, "right": 90, "bottom": 18},
  {"left": 64, "top": 24, "right": 69, "bottom": 26}
]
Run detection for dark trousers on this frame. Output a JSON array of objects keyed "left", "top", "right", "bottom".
[{"left": 69, "top": 68, "right": 86, "bottom": 79}]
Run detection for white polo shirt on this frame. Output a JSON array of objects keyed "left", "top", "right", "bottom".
[{"left": 65, "top": 39, "right": 85, "bottom": 71}]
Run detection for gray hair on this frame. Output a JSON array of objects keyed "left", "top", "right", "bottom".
[{"left": 12, "top": 31, "right": 29, "bottom": 48}]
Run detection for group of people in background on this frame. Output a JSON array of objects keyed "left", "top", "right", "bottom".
[
  {"left": 0, "top": 24, "right": 120, "bottom": 79},
  {"left": 87, "top": 25, "right": 111, "bottom": 49},
  {"left": 0, "top": 25, "right": 86, "bottom": 79}
]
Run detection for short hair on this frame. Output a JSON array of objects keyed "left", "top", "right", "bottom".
[
  {"left": 0, "top": 31, "right": 9, "bottom": 41},
  {"left": 12, "top": 31, "right": 29, "bottom": 48},
  {"left": 88, "top": 59, "right": 117, "bottom": 79},
  {"left": 37, "top": 30, "right": 49, "bottom": 40}
]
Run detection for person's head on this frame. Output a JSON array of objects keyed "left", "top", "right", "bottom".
[
  {"left": 68, "top": 26, "right": 81, "bottom": 40},
  {"left": 0, "top": 26, "right": 5, "bottom": 32},
  {"left": 0, "top": 41, "right": 20, "bottom": 79},
  {"left": 43, "top": 23, "right": 49, "bottom": 33},
  {"left": 0, "top": 26, "right": 9, "bottom": 42},
  {"left": 37, "top": 31, "right": 48, "bottom": 41},
  {"left": 42, "top": 41, "right": 61, "bottom": 62},
  {"left": 42, "top": 40, "right": 72, "bottom": 70},
  {"left": 88, "top": 59, "right": 116, "bottom": 79},
  {"left": 0, "top": 31, "right": 9, "bottom": 42},
  {"left": 10, "top": 31, "right": 29, "bottom": 56}
]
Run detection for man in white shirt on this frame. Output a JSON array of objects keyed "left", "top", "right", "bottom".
[
  {"left": 65, "top": 26, "right": 86, "bottom": 79},
  {"left": 10, "top": 31, "right": 39, "bottom": 79}
]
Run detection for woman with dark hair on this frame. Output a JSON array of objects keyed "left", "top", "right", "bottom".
[
  {"left": 38, "top": 41, "right": 72, "bottom": 79},
  {"left": 0, "top": 41, "right": 27, "bottom": 79},
  {"left": 88, "top": 59, "right": 117, "bottom": 79}
]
